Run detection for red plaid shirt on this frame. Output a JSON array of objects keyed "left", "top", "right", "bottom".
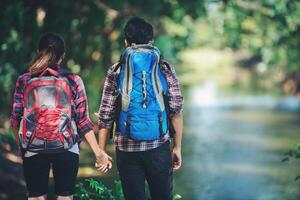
[
  {"left": 97, "top": 61, "right": 184, "bottom": 152},
  {"left": 10, "top": 66, "right": 93, "bottom": 137}
]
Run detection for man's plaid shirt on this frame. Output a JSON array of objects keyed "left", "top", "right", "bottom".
[{"left": 97, "top": 61, "right": 184, "bottom": 152}]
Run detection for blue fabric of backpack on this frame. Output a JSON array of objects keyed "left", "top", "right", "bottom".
[{"left": 118, "top": 44, "right": 168, "bottom": 141}]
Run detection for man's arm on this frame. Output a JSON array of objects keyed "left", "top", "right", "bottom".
[
  {"left": 97, "top": 63, "right": 120, "bottom": 150},
  {"left": 162, "top": 61, "right": 184, "bottom": 171},
  {"left": 72, "top": 75, "right": 112, "bottom": 173},
  {"left": 171, "top": 113, "right": 183, "bottom": 171}
]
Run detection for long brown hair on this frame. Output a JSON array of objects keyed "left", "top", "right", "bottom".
[{"left": 29, "top": 33, "right": 65, "bottom": 75}]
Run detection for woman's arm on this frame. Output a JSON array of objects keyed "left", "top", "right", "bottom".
[
  {"left": 12, "top": 127, "right": 20, "bottom": 146},
  {"left": 84, "top": 130, "right": 112, "bottom": 173},
  {"left": 72, "top": 75, "right": 112, "bottom": 173},
  {"left": 10, "top": 75, "right": 25, "bottom": 147},
  {"left": 98, "top": 128, "right": 110, "bottom": 150}
]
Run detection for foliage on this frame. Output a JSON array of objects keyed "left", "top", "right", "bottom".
[
  {"left": 114, "top": 179, "right": 125, "bottom": 200},
  {"left": 282, "top": 143, "right": 300, "bottom": 181},
  {"left": 173, "top": 193, "right": 183, "bottom": 200},
  {"left": 1, "top": 0, "right": 300, "bottom": 118},
  {"left": 0, "top": 0, "right": 207, "bottom": 120},
  {"left": 75, "top": 178, "right": 118, "bottom": 200},
  {"left": 221, "top": 0, "right": 300, "bottom": 71},
  {"left": 175, "top": 0, "right": 300, "bottom": 92},
  {"left": 75, "top": 178, "right": 182, "bottom": 200}
]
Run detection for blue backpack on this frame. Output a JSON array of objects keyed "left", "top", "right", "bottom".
[{"left": 117, "top": 44, "right": 168, "bottom": 141}]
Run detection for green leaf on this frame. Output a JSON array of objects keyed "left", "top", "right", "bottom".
[{"left": 173, "top": 193, "right": 182, "bottom": 200}]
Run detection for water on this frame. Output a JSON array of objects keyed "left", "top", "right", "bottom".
[{"left": 173, "top": 85, "right": 300, "bottom": 200}]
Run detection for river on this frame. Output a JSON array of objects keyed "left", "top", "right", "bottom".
[{"left": 173, "top": 84, "right": 300, "bottom": 200}]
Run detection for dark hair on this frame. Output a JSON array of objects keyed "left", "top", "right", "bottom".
[
  {"left": 29, "top": 32, "right": 65, "bottom": 75},
  {"left": 124, "top": 17, "right": 153, "bottom": 45}
]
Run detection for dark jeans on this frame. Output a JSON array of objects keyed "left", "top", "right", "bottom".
[
  {"left": 22, "top": 151, "right": 79, "bottom": 197},
  {"left": 116, "top": 142, "right": 173, "bottom": 200}
]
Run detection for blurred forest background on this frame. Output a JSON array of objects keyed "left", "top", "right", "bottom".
[{"left": 1, "top": 0, "right": 300, "bottom": 199}]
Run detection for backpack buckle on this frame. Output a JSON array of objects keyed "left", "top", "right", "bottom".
[{"left": 26, "top": 131, "right": 32, "bottom": 139}]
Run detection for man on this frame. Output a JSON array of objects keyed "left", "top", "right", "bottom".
[{"left": 96, "top": 17, "right": 183, "bottom": 200}]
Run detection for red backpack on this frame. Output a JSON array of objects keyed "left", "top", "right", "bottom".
[{"left": 20, "top": 67, "right": 78, "bottom": 153}]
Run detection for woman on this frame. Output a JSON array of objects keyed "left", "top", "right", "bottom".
[{"left": 10, "top": 33, "right": 111, "bottom": 200}]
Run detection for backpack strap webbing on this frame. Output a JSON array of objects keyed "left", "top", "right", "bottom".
[
  {"left": 121, "top": 54, "right": 132, "bottom": 112},
  {"left": 39, "top": 67, "right": 60, "bottom": 77},
  {"left": 151, "top": 54, "right": 165, "bottom": 112}
]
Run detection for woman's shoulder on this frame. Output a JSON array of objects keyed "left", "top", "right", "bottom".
[
  {"left": 18, "top": 72, "right": 31, "bottom": 79},
  {"left": 16, "top": 72, "right": 31, "bottom": 85}
]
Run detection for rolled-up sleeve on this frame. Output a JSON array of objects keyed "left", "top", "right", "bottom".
[
  {"left": 162, "top": 62, "right": 184, "bottom": 117},
  {"left": 10, "top": 76, "right": 25, "bottom": 128},
  {"left": 97, "top": 63, "right": 119, "bottom": 129},
  {"left": 72, "top": 75, "right": 94, "bottom": 136}
]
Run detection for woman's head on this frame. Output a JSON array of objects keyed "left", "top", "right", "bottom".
[{"left": 29, "top": 33, "right": 65, "bottom": 75}]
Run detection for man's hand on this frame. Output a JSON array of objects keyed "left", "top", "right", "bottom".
[
  {"left": 95, "top": 150, "right": 113, "bottom": 173},
  {"left": 172, "top": 147, "right": 182, "bottom": 172}
]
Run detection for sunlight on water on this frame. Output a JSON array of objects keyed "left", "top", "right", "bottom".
[{"left": 189, "top": 81, "right": 218, "bottom": 108}]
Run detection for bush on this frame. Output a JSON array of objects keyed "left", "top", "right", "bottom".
[{"left": 75, "top": 178, "right": 124, "bottom": 200}]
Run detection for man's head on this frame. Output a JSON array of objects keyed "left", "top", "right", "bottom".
[{"left": 124, "top": 17, "right": 153, "bottom": 46}]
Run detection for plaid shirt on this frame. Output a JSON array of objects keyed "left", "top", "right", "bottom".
[
  {"left": 10, "top": 65, "right": 93, "bottom": 137},
  {"left": 97, "top": 60, "right": 184, "bottom": 152}
]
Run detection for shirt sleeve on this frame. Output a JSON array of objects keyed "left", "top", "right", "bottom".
[
  {"left": 10, "top": 76, "right": 25, "bottom": 128},
  {"left": 162, "top": 61, "right": 184, "bottom": 117},
  {"left": 97, "top": 63, "right": 119, "bottom": 129},
  {"left": 72, "top": 75, "right": 94, "bottom": 136}
]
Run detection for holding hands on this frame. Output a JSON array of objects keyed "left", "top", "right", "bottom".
[
  {"left": 95, "top": 150, "right": 113, "bottom": 173},
  {"left": 83, "top": 130, "right": 113, "bottom": 173}
]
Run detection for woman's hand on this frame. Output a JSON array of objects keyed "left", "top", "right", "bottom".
[
  {"left": 95, "top": 150, "right": 113, "bottom": 173},
  {"left": 83, "top": 130, "right": 113, "bottom": 173}
]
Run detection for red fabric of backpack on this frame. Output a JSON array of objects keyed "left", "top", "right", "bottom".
[{"left": 20, "top": 67, "right": 77, "bottom": 153}]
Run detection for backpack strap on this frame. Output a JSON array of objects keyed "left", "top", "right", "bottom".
[
  {"left": 121, "top": 54, "right": 133, "bottom": 112},
  {"left": 39, "top": 67, "right": 60, "bottom": 77},
  {"left": 151, "top": 54, "right": 165, "bottom": 112}
]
